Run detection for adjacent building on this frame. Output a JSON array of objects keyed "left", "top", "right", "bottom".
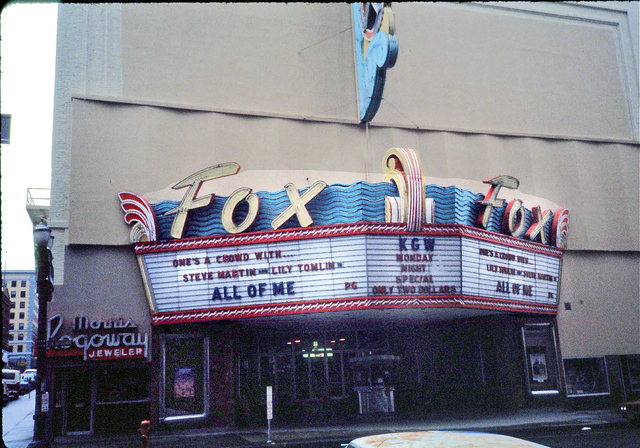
[
  {"left": 43, "top": 2, "right": 639, "bottom": 437},
  {"left": 2, "top": 271, "right": 38, "bottom": 370},
  {"left": 2, "top": 284, "right": 11, "bottom": 368}
]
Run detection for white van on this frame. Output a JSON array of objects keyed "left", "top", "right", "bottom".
[
  {"left": 2, "top": 369, "right": 21, "bottom": 400},
  {"left": 22, "top": 369, "right": 37, "bottom": 385}
]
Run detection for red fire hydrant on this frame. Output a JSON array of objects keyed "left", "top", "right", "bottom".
[{"left": 139, "top": 420, "right": 151, "bottom": 448}]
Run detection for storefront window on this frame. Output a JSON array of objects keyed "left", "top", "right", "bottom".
[
  {"left": 161, "top": 335, "right": 209, "bottom": 421},
  {"left": 622, "top": 355, "right": 640, "bottom": 392},
  {"left": 294, "top": 350, "right": 310, "bottom": 399},
  {"left": 96, "top": 367, "right": 149, "bottom": 403},
  {"left": 564, "top": 358, "right": 609, "bottom": 396},
  {"left": 327, "top": 351, "right": 345, "bottom": 397},
  {"left": 238, "top": 330, "right": 394, "bottom": 403},
  {"left": 522, "top": 324, "right": 560, "bottom": 395}
]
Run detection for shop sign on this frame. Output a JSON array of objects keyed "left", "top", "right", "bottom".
[
  {"left": 46, "top": 314, "right": 149, "bottom": 361},
  {"left": 85, "top": 346, "right": 146, "bottom": 361}
]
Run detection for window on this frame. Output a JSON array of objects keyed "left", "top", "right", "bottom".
[
  {"left": 97, "top": 367, "right": 149, "bottom": 404},
  {"left": 18, "top": 324, "right": 24, "bottom": 330},
  {"left": 10, "top": 291, "right": 16, "bottom": 298},
  {"left": 10, "top": 313, "right": 15, "bottom": 319},
  {"left": 621, "top": 355, "right": 640, "bottom": 392},
  {"left": 17, "top": 345, "right": 23, "bottom": 352},
  {"left": 522, "top": 324, "right": 560, "bottom": 395},
  {"left": 161, "top": 335, "right": 209, "bottom": 421},
  {"left": 10, "top": 324, "right": 14, "bottom": 330},
  {"left": 11, "top": 281, "right": 17, "bottom": 287},
  {"left": 21, "top": 280, "right": 27, "bottom": 287},
  {"left": 9, "top": 334, "right": 14, "bottom": 341},
  {"left": 19, "top": 302, "right": 26, "bottom": 308},
  {"left": 10, "top": 302, "right": 15, "bottom": 308},
  {"left": 564, "top": 358, "right": 609, "bottom": 396},
  {"left": 18, "top": 333, "right": 24, "bottom": 341},
  {"left": 19, "top": 312, "right": 25, "bottom": 319},
  {"left": 20, "top": 291, "right": 26, "bottom": 298}
]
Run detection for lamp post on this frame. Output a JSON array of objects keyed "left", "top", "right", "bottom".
[{"left": 29, "top": 219, "right": 54, "bottom": 448}]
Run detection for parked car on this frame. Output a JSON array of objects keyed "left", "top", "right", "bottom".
[
  {"left": 619, "top": 398, "right": 640, "bottom": 426},
  {"left": 22, "top": 369, "right": 37, "bottom": 388},
  {"left": 2, "top": 369, "right": 21, "bottom": 401},
  {"left": 346, "top": 431, "right": 549, "bottom": 448},
  {"left": 3, "top": 382, "right": 8, "bottom": 404},
  {"left": 19, "top": 375, "right": 32, "bottom": 394}
]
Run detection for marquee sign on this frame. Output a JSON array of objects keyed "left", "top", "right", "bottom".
[
  {"left": 138, "top": 227, "right": 561, "bottom": 324},
  {"left": 118, "top": 147, "right": 569, "bottom": 325}
]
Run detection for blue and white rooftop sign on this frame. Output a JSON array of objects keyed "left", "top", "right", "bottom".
[{"left": 353, "top": 3, "right": 398, "bottom": 122}]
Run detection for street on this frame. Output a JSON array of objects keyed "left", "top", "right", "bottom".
[
  {"left": 497, "top": 423, "right": 640, "bottom": 448},
  {"left": 285, "top": 424, "right": 640, "bottom": 448},
  {"left": 2, "top": 391, "right": 36, "bottom": 448},
  {"left": 4, "top": 398, "right": 639, "bottom": 448}
]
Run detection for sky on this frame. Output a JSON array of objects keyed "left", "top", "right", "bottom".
[{"left": 1, "top": 1, "right": 58, "bottom": 271}]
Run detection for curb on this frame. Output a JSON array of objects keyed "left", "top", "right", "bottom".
[{"left": 51, "top": 410, "right": 624, "bottom": 447}]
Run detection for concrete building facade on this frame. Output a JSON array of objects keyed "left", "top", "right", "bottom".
[{"left": 45, "top": 2, "right": 638, "bottom": 436}]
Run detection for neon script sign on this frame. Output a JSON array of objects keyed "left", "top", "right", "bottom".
[
  {"left": 118, "top": 148, "right": 569, "bottom": 249},
  {"left": 476, "top": 175, "right": 570, "bottom": 248},
  {"left": 47, "top": 314, "right": 149, "bottom": 361}
]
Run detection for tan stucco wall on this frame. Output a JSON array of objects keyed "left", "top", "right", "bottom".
[
  {"left": 68, "top": 100, "right": 638, "bottom": 253},
  {"left": 558, "top": 251, "right": 640, "bottom": 357},
  {"left": 118, "top": 2, "right": 638, "bottom": 141},
  {"left": 48, "top": 246, "right": 153, "bottom": 336}
]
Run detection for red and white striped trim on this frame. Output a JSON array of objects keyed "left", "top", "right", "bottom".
[
  {"left": 551, "top": 208, "right": 570, "bottom": 249},
  {"left": 383, "top": 148, "right": 425, "bottom": 232},
  {"left": 151, "top": 295, "right": 557, "bottom": 325},
  {"left": 134, "top": 222, "right": 564, "bottom": 257},
  {"left": 118, "top": 191, "right": 158, "bottom": 242}
]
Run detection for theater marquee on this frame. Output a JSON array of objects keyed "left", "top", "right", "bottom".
[{"left": 119, "top": 148, "right": 568, "bottom": 325}]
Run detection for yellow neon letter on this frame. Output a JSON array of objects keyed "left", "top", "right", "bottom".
[
  {"left": 502, "top": 199, "right": 526, "bottom": 237},
  {"left": 164, "top": 163, "right": 240, "bottom": 238},
  {"left": 221, "top": 187, "right": 260, "bottom": 234},
  {"left": 476, "top": 175, "right": 519, "bottom": 229},
  {"left": 526, "top": 206, "right": 553, "bottom": 244},
  {"left": 271, "top": 181, "right": 328, "bottom": 230}
]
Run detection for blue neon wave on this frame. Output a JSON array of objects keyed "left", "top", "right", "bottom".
[{"left": 151, "top": 181, "right": 549, "bottom": 242}]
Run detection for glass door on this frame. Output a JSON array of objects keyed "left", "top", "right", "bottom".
[{"left": 65, "top": 370, "right": 93, "bottom": 434}]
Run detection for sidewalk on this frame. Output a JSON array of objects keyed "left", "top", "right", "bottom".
[{"left": 51, "top": 407, "right": 625, "bottom": 448}]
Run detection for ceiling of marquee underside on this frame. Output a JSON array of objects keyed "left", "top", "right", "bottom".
[{"left": 228, "top": 306, "right": 541, "bottom": 332}]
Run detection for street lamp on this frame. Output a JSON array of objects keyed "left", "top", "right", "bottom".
[{"left": 29, "top": 219, "right": 54, "bottom": 448}]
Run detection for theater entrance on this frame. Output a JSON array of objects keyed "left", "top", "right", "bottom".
[
  {"left": 234, "top": 329, "right": 394, "bottom": 424},
  {"left": 232, "top": 317, "right": 562, "bottom": 426}
]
